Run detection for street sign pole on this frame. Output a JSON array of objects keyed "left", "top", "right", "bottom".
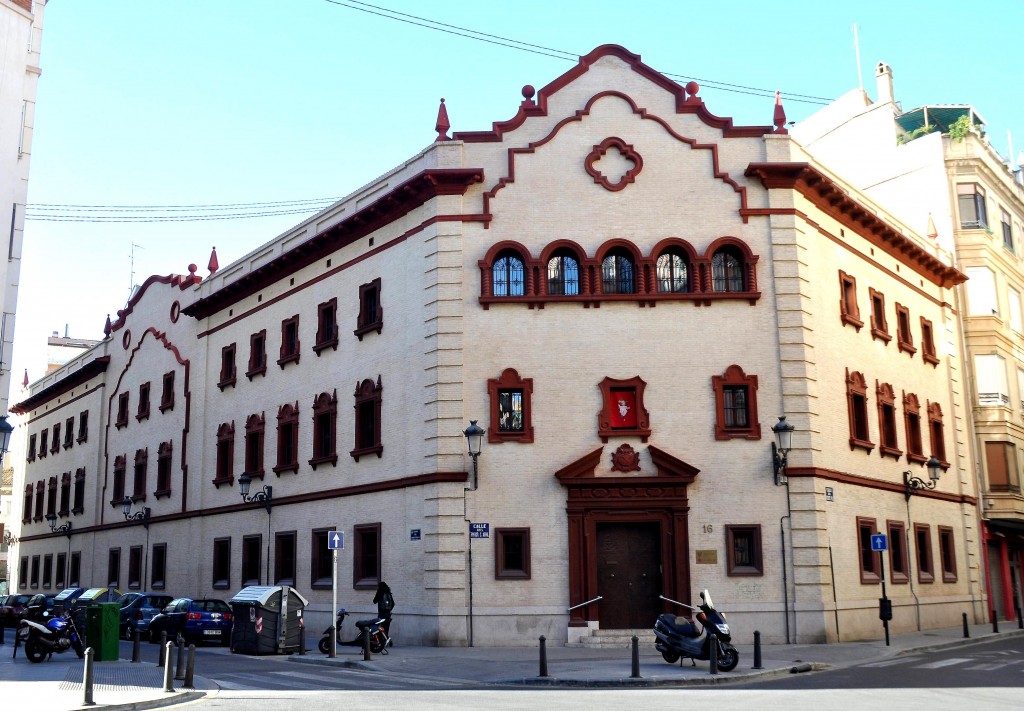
[
  {"left": 331, "top": 547, "right": 337, "bottom": 658},
  {"left": 880, "top": 548, "right": 890, "bottom": 647}
]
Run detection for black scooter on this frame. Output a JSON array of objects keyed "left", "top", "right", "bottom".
[
  {"left": 653, "top": 589, "right": 739, "bottom": 671},
  {"left": 319, "top": 608, "right": 391, "bottom": 655}
]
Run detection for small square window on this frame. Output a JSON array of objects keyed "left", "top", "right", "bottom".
[
  {"left": 495, "top": 528, "right": 531, "bottom": 579},
  {"left": 725, "top": 525, "right": 762, "bottom": 576}
]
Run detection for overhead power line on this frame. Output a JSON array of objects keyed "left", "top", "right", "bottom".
[
  {"left": 24, "top": 197, "right": 343, "bottom": 223},
  {"left": 323, "top": 0, "right": 834, "bottom": 105}
]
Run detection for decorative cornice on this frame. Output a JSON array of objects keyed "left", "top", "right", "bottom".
[
  {"left": 744, "top": 162, "right": 967, "bottom": 288},
  {"left": 12, "top": 357, "right": 111, "bottom": 414},
  {"left": 182, "top": 169, "right": 484, "bottom": 320}
]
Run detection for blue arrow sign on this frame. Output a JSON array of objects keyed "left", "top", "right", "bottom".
[
  {"left": 328, "top": 531, "right": 344, "bottom": 550},
  {"left": 870, "top": 533, "right": 887, "bottom": 552}
]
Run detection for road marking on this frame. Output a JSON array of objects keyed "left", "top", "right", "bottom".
[
  {"left": 859, "top": 656, "right": 922, "bottom": 667},
  {"left": 916, "top": 657, "right": 972, "bottom": 669},
  {"left": 963, "top": 663, "right": 1014, "bottom": 671}
]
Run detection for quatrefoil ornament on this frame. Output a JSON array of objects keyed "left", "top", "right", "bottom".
[{"left": 584, "top": 137, "right": 643, "bottom": 192}]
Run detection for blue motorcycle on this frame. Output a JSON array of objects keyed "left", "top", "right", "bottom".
[{"left": 15, "top": 594, "right": 84, "bottom": 663}]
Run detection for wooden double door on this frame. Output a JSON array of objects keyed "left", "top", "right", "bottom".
[{"left": 596, "top": 522, "right": 662, "bottom": 629}]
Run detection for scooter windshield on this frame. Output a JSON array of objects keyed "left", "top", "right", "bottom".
[{"left": 702, "top": 589, "right": 714, "bottom": 608}]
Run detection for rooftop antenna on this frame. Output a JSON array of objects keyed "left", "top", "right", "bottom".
[
  {"left": 129, "top": 242, "right": 144, "bottom": 301},
  {"left": 853, "top": 23, "right": 864, "bottom": 92}
]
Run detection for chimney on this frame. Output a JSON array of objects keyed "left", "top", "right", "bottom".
[{"left": 875, "top": 61, "right": 894, "bottom": 105}]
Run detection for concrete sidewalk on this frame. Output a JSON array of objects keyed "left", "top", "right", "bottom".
[
  {"left": 289, "top": 622, "right": 1024, "bottom": 686},
  {"left": 0, "top": 638, "right": 214, "bottom": 711}
]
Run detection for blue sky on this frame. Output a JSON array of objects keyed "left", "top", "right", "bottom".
[{"left": 14, "top": 0, "right": 1024, "bottom": 393}]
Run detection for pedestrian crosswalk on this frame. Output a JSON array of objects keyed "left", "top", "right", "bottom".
[
  {"left": 213, "top": 668, "right": 470, "bottom": 691},
  {"left": 857, "top": 650, "right": 1023, "bottom": 672}
]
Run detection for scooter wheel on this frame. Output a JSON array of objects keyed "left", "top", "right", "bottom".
[
  {"left": 318, "top": 636, "right": 331, "bottom": 655},
  {"left": 369, "top": 637, "right": 385, "bottom": 654},
  {"left": 661, "top": 650, "right": 680, "bottom": 664},
  {"left": 717, "top": 645, "right": 739, "bottom": 672}
]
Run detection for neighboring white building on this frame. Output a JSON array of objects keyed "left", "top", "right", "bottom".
[
  {"left": 9, "top": 46, "right": 983, "bottom": 646},
  {"left": 0, "top": 0, "right": 45, "bottom": 593}
]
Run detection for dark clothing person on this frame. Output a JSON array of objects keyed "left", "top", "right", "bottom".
[{"left": 372, "top": 582, "right": 394, "bottom": 638}]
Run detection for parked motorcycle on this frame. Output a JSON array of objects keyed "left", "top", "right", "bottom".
[
  {"left": 319, "top": 582, "right": 394, "bottom": 655},
  {"left": 318, "top": 608, "right": 390, "bottom": 655},
  {"left": 14, "top": 594, "right": 85, "bottom": 663},
  {"left": 653, "top": 589, "right": 738, "bottom": 672}
]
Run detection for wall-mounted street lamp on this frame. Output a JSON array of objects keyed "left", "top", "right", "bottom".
[
  {"left": 238, "top": 472, "right": 272, "bottom": 513},
  {"left": 463, "top": 420, "right": 484, "bottom": 490},
  {"left": 44, "top": 513, "right": 72, "bottom": 538},
  {"left": 0, "top": 414, "right": 14, "bottom": 460},
  {"left": 771, "top": 416, "right": 794, "bottom": 486},
  {"left": 2, "top": 530, "right": 16, "bottom": 547},
  {"left": 121, "top": 495, "right": 151, "bottom": 528},
  {"left": 904, "top": 456, "right": 943, "bottom": 501}
]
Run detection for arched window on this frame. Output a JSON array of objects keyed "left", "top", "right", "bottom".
[
  {"left": 711, "top": 246, "right": 745, "bottom": 292},
  {"left": 493, "top": 252, "right": 525, "bottom": 297},
  {"left": 601, "top": 250, "right": 635, "bottom": 294},
  {"left": 656, "top": 250, "right": 690, "bottom": 293},
  {"left": 547, "top": 252, "right": 579, "bottom": 296}
]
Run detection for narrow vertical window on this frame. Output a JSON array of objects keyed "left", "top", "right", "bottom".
[
  {"left": 137, "top": 382, "right": 151, "bottom": 420},
  {"left": 310, "top": 528, "right": 335, "bottom": 589},
  {"left": 244, "top": 413, "right": 265, "bottom": 478},
  {"left": 876, "top": 382, "right": 901, "bottom": 459},
  {"left": 274, "top": 403, "right": 300, "bottom": 474},
  {"left": 488, "top": 368, "right": 534, "bottom": 443},
  {"left": 38, "top": 429, "right": 47, "bottom": 458},
  {"left": 902, "top": 392, "right": 925, "bottom": 463},
  {"left": 657, "top": 249, "right": 690, "bottom": 293},
  {"left": 128, "top": 546, "right": 143, "bottom": 589},
  {"left": 846, "top": 370, "right": 873, "bottom": 452},
  {"left": 56, "top": 552, "right": 66, "bottom": 589},
  {"left": 278, "top": 315, "right": 300, "bottom": 366},
  {"left": 546, "top": 252, "right": 579, "bottom": 296},
  {"left": 857, "top": 517, "right": 881, "bottom": 583},
  {"left": 353, "top": 523, "right": 381, "bottom": 589},
  {"left": 957, "top": 183, "right": 987, "bottom": 229},
  {"left": 927, "top": 402, "right": 947, "bottom": 465},
  {"left": 59, "top": 472, "right": 71, "bottom": 515},
  {"left": 242, "top": 535, "right": 262, "bottom": 586},
  {"left": 69, "top": 552, "right": 81, "bottom": 587},
  {"left": 34, "top": 481, "right": 44, "bottom": 520},
  {"left": 274, "top": 531, "right": 297, "bottom": 586},
  {"left": 73, "top": 468, "right": 85, "bottom": 514},
  {"left": 116, "top": 392, "right": 130, "bottom": 428},
  {"left": 938, "top": 526, "right": 957, "bottom": 582},
  {"left": 111, "top": 455, "right": 126, "bottom": 506},
  {"left": 914, "top": 523, "right": 934, "bottom": 583},
  {"left": 895, "top": 303, "right": 915, "bottom": 355},
  {"left": 214, "top": 422, "right": 235, "bottom": 485},
  {"left": 46, "top": 477, "right": 56, "bottom": 517},
  {"left": 713, "top": 365, "right": 761, "bottom": 440},
  {"left": 156, "top": 441, "right": 173, "bottom": 496},
  {"left": 247, "top": 330, "right": 267, "bottom": 379},
  {"left": 887, "top": 521, "right": 908, "bottom": 583},
  {"left": 31, "top": 555, "right": 39, "bottom": 588},
  {"left": 27, "top": 433, "right": 35, "bottom": 461},
  {"left": 159, "top": 371, "right": 175, "bottom": 412},
  {"left": 50, "top": 423, "right": 60, "bottom": 455},
  {"left": 309, "top": 391, "right": 338, "bottom": 468},
  {"left": 492, "top": 252, "right": 526, "bottom": 297},
  {"left": 133, "top": 448, "right": 148, "bottom": 499},
  {"left": 43, "top": 554, "right": 53, "bottom": 589},
  {"left": 151, "top": 543, "right": 167, "bottom": 589},
  {"left": 355, "top": 278, "right": 383, "bottom": 340},
  {"left": 77, "top": 410, "right": 89, "bottom": 443},
  {"left": 314, "top": 298, "right": 339, "bottom": 353},
  {"left": 22, "top": 483, "right": 32, "bottom": 524},
  {"left": 868, "top": 288, "right": 891, "bottom": 343},
  {"left": 107, "top": 548, "right": 121, "bottom": 589},
  {"left": 351, "top": 377, "right": 383, "bottom": 461},
  {"left": 1000, "top": 208, "right": 1013, "bottom": 253},
  {"left": 64, "top": 417, "right": 74, "bottom": 448},
  {"left": 920, "top": 317, "right": 939, "bottom": 365},
  {"left": 838, "top": 270, "right": 863, "bottom": 329},
  {"left": 212, "top": 538, "right": 231, "bottom": 589},
  {"left": 219, "top": 344, "right": 237, "bottom": 389}
]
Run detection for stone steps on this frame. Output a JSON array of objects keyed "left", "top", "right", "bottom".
[{"left": 574, "top": 628, "right": 657, "bottom": 648}]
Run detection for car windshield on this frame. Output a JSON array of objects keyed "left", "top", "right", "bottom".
[
  {"left": 192, "top": 600, "right": 230, "bottom": 613},
  {"left": 13, "top": 595, "right": 31, "bottom": 605}
]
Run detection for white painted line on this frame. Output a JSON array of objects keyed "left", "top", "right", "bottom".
[
  {"left": 859, "top": 657, "right": 922, "bottom": 668},
  {"left": 916, "top": 657, "right": 972, "bottom": 669}
]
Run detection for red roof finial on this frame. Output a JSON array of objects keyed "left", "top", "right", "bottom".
[
  {"left": 103, "top": 314, "right": 112, "bottom": 338},
  {"left": 22, "top": 369, "right": 28, "bottom": 388},
  {"left": 208, "top": 247, "right": 219, "bottom": 275},
  {"left": 435, "top": 98, "right": 451, "bottom": 141},
  {"left": 773, "top": 91, "right": 788, "bottom": 134},
  {"left": 926, "top": 213, "right": 938, "bottom": 240}
]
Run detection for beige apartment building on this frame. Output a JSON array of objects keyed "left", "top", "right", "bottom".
[
  {"left": 7, "top": 46, "right": 983, "bottom": 646},
  {"left": 794, "top": 62, "right": 1024, "bottom": 626}
]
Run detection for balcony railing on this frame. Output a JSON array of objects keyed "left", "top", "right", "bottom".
[{"left": 979, "top": 392, "right": 1011, "bottom": 406}]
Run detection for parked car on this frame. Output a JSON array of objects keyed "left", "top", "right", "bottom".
[
  {"left": 1, "top": 594, "right": 34, "bottom": 627},
  {"left": 148, "top": 598, "right": 233, "bottom": 646},
  {"left": 118, "top": 593, "right": 173, "bottom": 641}
]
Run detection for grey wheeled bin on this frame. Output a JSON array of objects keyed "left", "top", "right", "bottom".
[{"left": 228, "top": 585, "right": 308, "bottom": 655}]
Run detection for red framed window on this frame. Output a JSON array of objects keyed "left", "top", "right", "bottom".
[
  {"left": 247, "top": 330, "right": 267, "bottom": 379},
  {"left": 132, "top": 448, "right": 148, "bottom": 500},
  {"left": 846, "top": 369, "right": 873, "bottom": 452},
  {"left": 63, "top": 417, "right": 74, "bottom": 449},
  {"left": 914, "top": 523, "right": 934, "bottom": 583},
  {"left": 111, "top": 455, "right": 126, "bottom": 506},
  {"left": 938, "top": 526, "right": 957, "bottom": 582},
  {"left": 155, "top": 441, "right": 172, "bottom": 497},
  {"left": 487, "top": 368, "right": 534, "bottom": 444},
  {"left": 887, "top": 520, "right": 908, "bottom": 584},
  {"left": 278, "top": 315, "right": 301, "bottom": 367},
  {"left": 876, "top": 382, "right": 901, "bottom": 459},
  {"left": 214, "top": 422, "right": 235, "bottom": 486},
  {"left": 116, "top": 392, "right": 130, "bottom": 428},
  {"left": 920, "top": 317, "right": 939, "bottom": 366},
  {"left": 839, "top": 270, "right": 863, "bottom": 330},
  {"left": 314, "top": 298, "right": 339, "bottom": 354},
  {"left": 50, "top": 423, "right": 60, "bottom": 455},
  {"left": 46, "top": 476, "right": 57, "bottom": 518},
  {"left": 244, "top": 413, "right": 265, "bottom": 478},
  {"left": 77, "top": 410, "right": 89, "bottom": 443},
  {"left": 219, "top": 344, "right": 237, "bottom": 390},
  {"left": 59, "top": 472, "right": 71, "bottom": 516},
  {"left": 310, "top": 391, "right": 338, "bottom": 469},
  {"left": 38, "top": 429, "right": 47, "bottom": 459},
  {"left": 895, "top": 303, "right": 916, "bottom": 355},
  {"left": 310, "top": 528, "right": 336, "bottom": 589},
  {"left": 597, "top": 375, "right": 651, "bottom": 443},
  {"left": 712, "top": 365, "right": 761, "bottom": 440},
  {"left": 274, "top": 402, "right": 300, "bottom": 474},
  {"left": 902, "top": 392, "right": 926, "bottom": 463},
  {"left": 857, "top": 517, "right": 881, "bottom": 584},
  {"left": 928, "top": 401, "right": 947, "bottom": 466},
  {"left": 159, "top": 371, "right": 175, "bottom": 412},
  {"left": 73, "top": 469, "right": 85, "bottom": 514},
  {"left": 869, "top": 288, "right": 891, "bottom": 344},
  {"left": 274, "top": 531, "right": 297, "bottom": 586},
  {"left": 725, "top": 525, "right": 763, "bottom": 576},
  {"left": 27, "top": 433, "right": 36, "bottom": 462},
  {"left": 212, "top": 538, "right": 231, "bottom": 590},
  {"left": 137, "top": 382, "right": 151, "bottom": 420},
  {"left": 353, "top": 523, "right": 381, "bottom": 589},
  {"left": 351, "top": 377, "right": 383, "bottom": 461},
  {"left": 495, "top": 528, "right": 531, "bottom": 580},
  {"left": 22, "top": 483, "right": 32, "bottom": 524},
  {"left": 355, "top": 278, "right": 383, "bottom": 340}
]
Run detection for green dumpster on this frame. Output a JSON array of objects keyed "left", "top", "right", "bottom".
[{"left": 86, "top": 602, "right": 120, "bottom": 661}]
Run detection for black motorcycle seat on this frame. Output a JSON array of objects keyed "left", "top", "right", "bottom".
[
  {"left": 658, "top": 613, "right": 700, "bottom": 638},
  {"left": 355, "top": 617, "right": 384, "bottom": 630}
]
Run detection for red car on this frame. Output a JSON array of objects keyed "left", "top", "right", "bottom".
[{"left": 1, "top": 594, "right": 35, "bottom": 627}]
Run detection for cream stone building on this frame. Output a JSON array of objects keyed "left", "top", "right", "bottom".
[{"left": 9, "top": 46, "right": 983, "bottom": 646}]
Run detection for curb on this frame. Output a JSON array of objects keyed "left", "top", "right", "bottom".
[{"left": 68, "top": 691, "right": 207, "bottom": 711}]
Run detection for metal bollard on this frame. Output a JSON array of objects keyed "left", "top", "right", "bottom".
[
  {"left": 131, "top": 629, "right": 141, "bottom": 663},
  {"left": 709, "top": 632, "right": 718, "bottom": 675},
  {"left": 1017, "top": 606, "right": 1023, "bottom": 630},
  {"left": 82, "top": 647, "right": 95, "bottom": 706},
  {"left": 299, "top": 622, "right": 306, "bottom": 655},
  {"left": 538, "top": 635, "right": 549, "bottom": 677},
  {"left": 630, "top": 635, "right": 641, "bottom": 679},
  {"left": 992, "top": 609, "right": 999, "bottom": 634},
  {"left": 362, "top": 627, "right": 371, "bottom": 661},
  {"left": 184, "top": 644, "right": 196, "bottom": 688},
  {"left": 175, "top": 638, "right": 186, "bottom": 680},
  {"left": 163, "top": 642, "right": 174, "bottom": 692},
  {"left": 753, "top": 630, "right": 763, "bottom": 669},
  {"left": 158, "top": 631, "right": 168, "bottom": 667},
  {"left": 0, "top": 617, "right": 5, "bottom": 645},
  {"left": 963, "top": 612, "right": 970, "bottom": 638}
]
